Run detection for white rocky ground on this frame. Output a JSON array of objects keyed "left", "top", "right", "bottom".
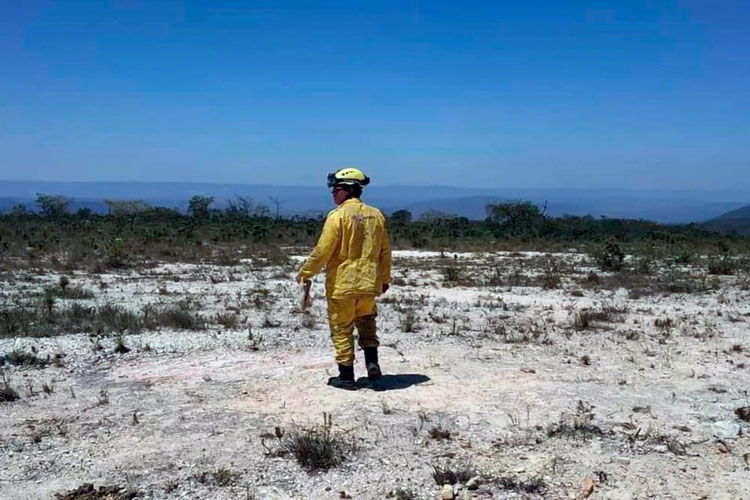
[{"left": 1, "top": 250, "right": 749, "bottom": 500}]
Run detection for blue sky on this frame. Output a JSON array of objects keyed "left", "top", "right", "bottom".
[{"left": 1, "top": 1, "right": 748, "bottom": 188}]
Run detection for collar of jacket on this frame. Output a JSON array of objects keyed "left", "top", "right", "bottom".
[{"left": 340, "top": 198, "right": 361, "bottom": 206}]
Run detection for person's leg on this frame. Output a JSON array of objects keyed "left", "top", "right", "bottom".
[
  {"left": 354, "top": 298, "right": 381, "bottom": 380},
  {"left": 327, "top": 297, "right": 357, "bottom": 390}
]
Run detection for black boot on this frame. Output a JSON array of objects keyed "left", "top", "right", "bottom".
[
  {"left": 364, "top": 348, "right": 382, "bottom": 381},
  {"left": 327, "top": 364, "right": 357, "bottom": 391}
]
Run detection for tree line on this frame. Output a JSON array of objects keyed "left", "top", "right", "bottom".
[{"left": 0, "top": 194, "right": 746, "bottom": 268}]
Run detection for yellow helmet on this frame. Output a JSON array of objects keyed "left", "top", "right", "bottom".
[{"left": 327, "top": 167, "right": 370, "bottom": 188}]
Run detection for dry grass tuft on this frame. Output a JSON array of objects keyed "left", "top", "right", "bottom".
[
  {"left": 428, "top": 425, "right": 452, "bottom": 441},
  {"left": 495, "top": 475, "right": 547, "bottom": 494},
  {"left": 573, "top": 309, "right": 620, "bottom": 331},
  {"left": 267, "top": 413, "right": 355, "bottom": 472},
  {"left": 546, "top": 400, "right": 610, "bottom": 440},
  {"left": 4, "top": 348, "right": 48, "bottom": 367},
  {"left": 431, "top": 462, "right": 476, "bottom": 486},
  {"left": 192, "top": 467, "right": 241, "bottom": 487},
  {"left": 53, "top": 483, "right": 140, "bottom": 500},
  {"left": 0, "top": 370, "right": 20, "bottom": 402},
  {"left": 400, "top": 309, "right": 420, "bottom": 333}
]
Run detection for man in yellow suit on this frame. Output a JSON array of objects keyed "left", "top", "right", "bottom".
[{"left": 297, "top": 168, "right": 392, "bottom": 390}]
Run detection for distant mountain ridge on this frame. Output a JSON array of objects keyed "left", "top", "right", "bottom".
[
  {"left": 703, "top": 205, "right": 750, "bottom": 234},
  {"left": 711, "top": 205, "right": 750, "bottom": 219},
  {"left": 1, "top": 180, "right": 749, "bottom": 224}
]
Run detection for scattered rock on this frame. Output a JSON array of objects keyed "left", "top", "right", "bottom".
[
  {"left": 465, "top": 476, "right": 481, "bottom": 490},
  {"left": 713, "top": 420, "right": 740, "bottom": 439},
  {"left": 602, "top": 489, "right": 634, "bottom": 500},
  {"left": 735, "top": 406, "right": 750, "bottom": 422},
  {"left": 666, "top": 438, "right": 687, "bottom": 456},
  {"left": 520, "top": 367, "right": 536, "bottom": 374},
  {"left": 441, "top": 484, "right": 455, "bottom": 499},
  {"left": 581, "top": 477, "right": 595, "bottom": 498}
]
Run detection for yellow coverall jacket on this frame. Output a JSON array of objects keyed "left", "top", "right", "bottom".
[{"left": 297, "top": 198, "right": 391, "bottom": 366}]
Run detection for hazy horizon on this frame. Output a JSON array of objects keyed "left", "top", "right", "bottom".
[
  {"left": 2, "top": 178, "right": 750, "bottom": 196},
  {"left": 2, "top": 178, "right": 749, "bottom": 224}
]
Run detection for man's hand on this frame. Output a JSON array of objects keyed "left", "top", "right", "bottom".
[{"left": 381, "top": 283, "right": 390, "bottom": 294}]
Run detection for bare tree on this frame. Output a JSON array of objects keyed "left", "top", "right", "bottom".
[
  {"left": 104, "top": 199, "right": 152, "bottom": 229},
  {"left": 268, "top": 196, "right": 284, "bottom": 220},
  {"left": 226, "top": 196, "right": 255, "bottom": 217}
]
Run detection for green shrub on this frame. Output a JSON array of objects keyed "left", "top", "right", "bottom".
[
  {"left": 708, "top": 255, "right": 735, "bottom": 275},
  {"left": 4, "top": 349, "right": 47, "bottom": 367},
  {"left": 593, "top": 240, "right": 625, "bottom": 272},
  {"left": 633, "top": 255, "right": 654, "bottom": 275},
  {"left": 442, "top": 266, "right": 462, "bottom": 285},
  {"left": 153, "top": 305, "right": 204, "bottom": 330},
  {"left": 104, "top": 237, "right": 128, "bottom": 268},
  {"left": 96, "top": 304, "right": 142, "bottom": 333},
  {"left": 45, "top": 283, "right": 95, "bottom": 300}
]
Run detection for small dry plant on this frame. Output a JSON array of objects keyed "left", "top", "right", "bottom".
[
  {"left": 0, "top": 369, "right": 20, "bottom": 402},
  {"left": 428, "top": 424, "right": 452, "bottom": 441},
  {"left": 431, "top": 461, "right": 476, "bottom": 486},
  {"left": 546, "top": 400, "right": 610, "bottom": 440},
  {"left": 53, "top": 483, "right": 140, "bottom": 500},
  {"left": 264, "top": 413, "right": 355, "bottom": 472},
  {"left": 400, "top": 309, "right": 420, "bottom": 332},
  {"left": 495, "top": 475, "right": 547, "bottom": 494},
  {"left": 191, "top": 467, "right": 241, "bottom": 487}
]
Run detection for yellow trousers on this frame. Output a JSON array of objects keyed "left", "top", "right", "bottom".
[{"left": 327, "top": 296, "right": 379, "bottom": 366}]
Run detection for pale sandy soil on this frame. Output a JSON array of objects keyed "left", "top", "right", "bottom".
[{"left": 1, "top": 250, "right": 749, "bottom": 500}]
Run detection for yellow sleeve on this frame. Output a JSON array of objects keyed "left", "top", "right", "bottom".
[
  {"left": 379, "top": 221, "right": 392, "bottom": 284},
  {"left": 297, "top": 212, "right": 340, "bottom": 282}
]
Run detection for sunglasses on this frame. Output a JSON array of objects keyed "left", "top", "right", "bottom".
[{"left": 327, "top": 173, "right": 338, "bottom": 188}]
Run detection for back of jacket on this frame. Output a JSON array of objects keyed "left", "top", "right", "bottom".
[{"left": 298, "top": 198, "right": 391, "bottom": 299}]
